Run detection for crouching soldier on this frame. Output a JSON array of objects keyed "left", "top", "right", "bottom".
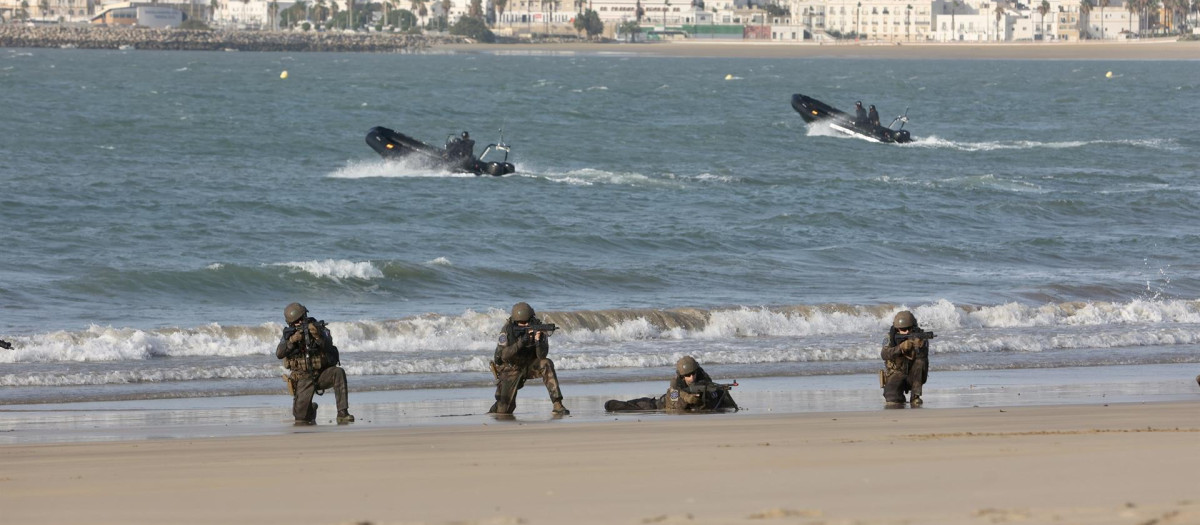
[
  {"left": 604, "top": 356, "right": 738, "bottom": 413},
  {"left": 276, "top": 303, "right": 354, "bottom": 425},
  {"left": 880, "top": 310, "right": 932, "bottom": 407},
  {"left": 489, "top": 302, "right": 569, "bottom": 415}
]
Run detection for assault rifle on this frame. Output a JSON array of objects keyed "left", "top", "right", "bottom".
[
  {"left": 0, "top": 339, "right": 11, "bottom": 350},
  {"left": 687, "top": 380, "right": 738, "bottom": 394},
  {"left": 512, "top": 323, "right": 558, "bottom": 337},
  {"left": 895, "top": 331, "right": 936, "bottom": 342}
]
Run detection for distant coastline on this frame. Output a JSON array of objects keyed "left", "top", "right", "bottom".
[
  {"left": 2, "top": 25, "right": 1197, "bottom": 59},
  {"left": 0, "top": 25, "right": 451, "bottom": 52},
  {"left": 436, "top": 38, "right": 1200, "bottom": 60}
]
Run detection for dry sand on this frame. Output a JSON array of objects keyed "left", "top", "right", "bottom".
[
  {"left": 3, "top": 401, "right": 1198, "bottom": 525},
  {"left": 437, "top": 38, "right": 1200, "bottom": 60}
]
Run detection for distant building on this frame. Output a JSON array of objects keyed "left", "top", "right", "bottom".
[
  {"left": 2, "top": 0, "right": 93, "bottom": 23},
  {"left": 92, "top": 4, "right": 184, "bottom": 27}
]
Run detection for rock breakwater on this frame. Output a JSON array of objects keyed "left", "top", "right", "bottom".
[{"left": 0, "top": 25, "right": 457, "bottom": 52}]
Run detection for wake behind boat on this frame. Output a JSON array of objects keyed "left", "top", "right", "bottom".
[
  {"left": 791, "top": 94, "right": 914, "bottom": 144},
  {"left": 366, "top": 126, "right": 516, "bottom": 176}
]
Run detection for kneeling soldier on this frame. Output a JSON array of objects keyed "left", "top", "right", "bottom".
[
  {"left": 489, "top": 302, "right": 569, "bottom": 415},
  {"left": 276, "top": 303, "right": 354, "bottom": 425}
]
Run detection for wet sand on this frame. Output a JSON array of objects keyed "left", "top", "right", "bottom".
[
  {"left": 2, "top": 400, "right": 1198, "bottom": 525},
  {"left": 438, "top": 38, "right": 1200, "bottom": 60}
]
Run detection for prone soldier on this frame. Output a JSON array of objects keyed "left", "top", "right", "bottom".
[
  {"left": 275, "top": 303, "right": 354, "bottom": 425},
  {"left": 604, "top": 356, "right": 738, "bottom": 413}
]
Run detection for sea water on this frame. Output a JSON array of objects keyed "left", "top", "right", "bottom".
[{"left": 1, "top": 48, "right": 1198, "bottom": 423}]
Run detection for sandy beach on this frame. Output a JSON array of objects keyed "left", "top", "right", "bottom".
[
  {"left": 437, "top": 38, "right": 1200, "bottom": 59},
  {"left": 3, "top": 400, "right": 1198, "bottom": 525}
]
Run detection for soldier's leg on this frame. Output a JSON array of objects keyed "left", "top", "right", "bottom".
[
  {"left": 882, "top": 371, "right": 908, "bottom": 405},
  {"left": 908, "top": 358, "right": 928, "bottom": 404},
  {"left": 317, "top": 366, "right": 353, "bottom": 422},
  {"left": 530, "top": 358, "right": 568, "bottom": 413},
  {"left": 292, "top": 373, "right": 317, "bottom": 422},
  {"left": 491, "top": 365, "right": 522, "bottom": 414},
  {"left": 604, "top": 397, "right": 660, "bottom": 412},
  {"left": 529, "top": 358, "right": 564, "bottom": 403}
]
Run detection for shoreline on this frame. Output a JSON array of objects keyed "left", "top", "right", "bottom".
[
  {"left": 436, "top": 38, "right": 1200, "bottom": 59},
  {"left": 3, "top": 401, "right": 1198, "bottom": 524},
  {"left": 2, "top": 363, "right": 1197, "bottom": 445}
]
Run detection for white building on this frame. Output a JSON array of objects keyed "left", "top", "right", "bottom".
[
  {"left": 211, "top": 0, "right": 294, "bottom": 29},
  {"left": 2, "top": 0, "right": 93, "bottom": 22},
  {"left": 1078, "top": 0, "right": 1139, "bottom": 39}
]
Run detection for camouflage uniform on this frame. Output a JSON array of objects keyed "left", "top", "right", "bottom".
[
  {"left": 276, "top": 317, "right": 351, "bottom": 424},
  {"left": 881, "top": 327, "right": 930, "bottom": 405},
  {"left": 488, "top": 315, "right": 565, "bottom": 414},
  {"left": 604, "top": 365, "right": 738, "bottom": 412}
]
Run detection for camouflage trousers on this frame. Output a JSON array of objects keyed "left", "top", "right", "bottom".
[
  {"left": 489, "top": 358, "right": 563, "bottom": 415},
  {"left": 604, "top": 396, "right": 665, "bottom": 412},
  {"left": 883, "top": 358, "right": 928, "bottom": 404},
  {"left": 291, "top": 366, "right": 349, "bottom": 422}
]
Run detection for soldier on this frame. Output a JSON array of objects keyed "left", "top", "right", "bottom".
[
  {"left": 880, "top": 310, "right": 931, "bottom": 407},
  {"left": 868, "top": 104, "right": 881, "bottom": 126},
  {"left": 488, "top": 302, "right": 569, "bottom": 415},
  {"left": 275, "top": 303, "right": 354, "bottom": 425},
  {"left": 854, "top": 101, "right": 868, "bottom": 126},
  {"left": 604, "top": 356, "right": 738, "bottom": 413}
]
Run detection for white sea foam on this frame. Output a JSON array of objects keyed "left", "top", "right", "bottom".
[
  {"left": 327, "top": 159, "right": 474, "bottom": 179},
  {"left": 5, "top": 300, "right": 1200, "bottom": 374},
  {"left": 427, "top": 257, "right": 453, "bottom": 266},
  {"left": 274, "top": 259, "right": 384, "bottom": 280},
  {"left": 911, "top": 137, "right": 1178, "bottom": 153}
]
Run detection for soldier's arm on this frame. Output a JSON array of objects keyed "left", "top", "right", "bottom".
[{"left": 534, "top": 336, "right": 549, "bottom": 360}]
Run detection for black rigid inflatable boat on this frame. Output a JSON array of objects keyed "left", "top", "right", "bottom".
[
  {"left": 366, "top": 126, "right": 516, "bottom": 176},
  {"left": 790, "top": 94, "right": 913, "bottom": 144}
]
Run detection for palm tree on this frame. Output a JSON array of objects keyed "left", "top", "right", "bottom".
[
  {"left": 996, "top": 0, "right": 1007, "bottom": 40},
  {"left": 1098, "top": 0, "right": 1109, "bottom": 38},
  {"left": 410, "top": 0, "right": 425, "bottom": 27},
  {"left": 1037, "top": 0, "right": 1050, "bottom": 39},
  {"left": 1078, "top": 0, "right": 1092, "bottom": 37},
  {"left": 493, "top": 0, "right": 506, "bottom": 23},
  {"left": 468, "top": 0, "right": 482, "bottom": 19},
  {"left": 269, "top": 0, "right": 279, "bottom": 28},
  {"left": 1125, "top": 0, "right": 1137, "bottom": 34},
  {"left": 855, "top": 1, "right": 861, "bottom": 36},
  {"left": 950, "top": 0, "right": 962, "bottom": 41},
  {"left": 1142, "top": 0, "right": 1160, "bottom": 35},
  {"left": 210, "top": 0, "right": 219, "bottom": 21},
  {"left": 663, "top": 0, "right": 669, "bottom": 26}
]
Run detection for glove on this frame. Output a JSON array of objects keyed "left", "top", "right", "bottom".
[
  {"left": 898, "top": 338, "right": 921, "bottom": 358},
  {"left": 282, "top": 327, "right": 297, "bottom": 339}
]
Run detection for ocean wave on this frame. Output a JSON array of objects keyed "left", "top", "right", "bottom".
[
  {"left": 273, "top": 259, "right": 384, "bottom": 280},
  {"left": 5, "top": 299, "right": 1200, "bottom": 367},
  {"left": 911, "top": 137, "right": 1178, "bottom": 152}
]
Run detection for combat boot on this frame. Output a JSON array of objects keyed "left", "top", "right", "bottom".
[
  {"left": 1195, "top": 374, "right": 1199, "bottom": 387},
  {"left": 552, "top": 401, "right": 570, "bottom": 415},
  {"left": 337, "top": 411, "right": 355, "bottom": 425},
  {"left": 910, "top": 396, "right": 923, "bottom": 407},
  {"left": 295, "top": 402, "right": 317, "bottom": 426},
  {"left": 885, "top": 401, "right": 906, "bottom": 409}
]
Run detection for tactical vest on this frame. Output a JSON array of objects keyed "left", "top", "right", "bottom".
[{"left": 284, "top": 321, "right": 337, "bottom": 373}]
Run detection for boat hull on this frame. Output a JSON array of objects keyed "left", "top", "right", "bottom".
[
  {"left": 790, "top": 94, "right": 913, "bottom": 144},
  {"left": 366, "top": 126, "right": 515, "bottom": 176}
]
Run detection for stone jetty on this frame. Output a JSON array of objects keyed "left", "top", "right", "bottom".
[{"left": 0, "top": 25, "right": 458, "bottom": 52}]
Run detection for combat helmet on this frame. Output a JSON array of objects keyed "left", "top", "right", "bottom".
[
  {"left": 511, "top": 302, "right": 535, "bottom": 323},
  {"left": 676, "top": 356, "right": 700, "bottom": 377},
  {"left": 461, "top": 131, "right": 470, "bottom": 139},
  {"left": 892, "top": 310, "right": 917, "bottom": 330},
  {"left": 284, "top": 303, "right": 308, "bottom": 324}
]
